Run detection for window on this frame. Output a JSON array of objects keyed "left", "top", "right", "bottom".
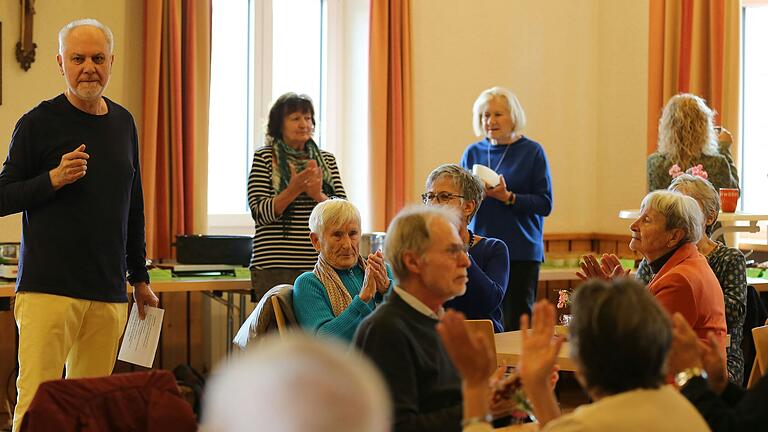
[
  {"left": 739, "top": 3, "right": 768, "bottom": 246},
  {"left": 207, "top": 0, "right": 325, "bottom": 233}
]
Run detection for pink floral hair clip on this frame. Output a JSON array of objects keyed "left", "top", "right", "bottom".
[{"left": 669, "top": 164, "right": 708, "bottom": 180}]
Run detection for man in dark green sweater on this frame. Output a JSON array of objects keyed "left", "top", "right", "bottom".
[{"left": 354, "top": 206, "right": 471, "bottom": 432}]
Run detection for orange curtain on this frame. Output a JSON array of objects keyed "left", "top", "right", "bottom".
[
  {"left": 142, "top": 0, "right": 211, "bottom": 260},
  {"left": 369, "top": 0, "right": 413, "bottom": 231}
]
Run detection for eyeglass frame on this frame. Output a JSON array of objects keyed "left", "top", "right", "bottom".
[{"left": 421, "top": 192, "right": 466, "bottom": 204}]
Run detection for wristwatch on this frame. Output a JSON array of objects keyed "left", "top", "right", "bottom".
[
  {"left": 504, "top": 191, "right": 516, "bottom": 206},
  {"left": 674, "top": 367, "right": 708, "bottom": 388}
]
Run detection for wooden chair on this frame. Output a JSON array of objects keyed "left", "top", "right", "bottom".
[
  {"left": 465, "top": 319, "right": 497, "bottom": 364},
  {"left": 747, "top": 318, "right": 768, "bottom": 389},
  {"left": 271, "top": 295, "right": 288, "bottom": 337},
  {"left": 233, "top": 284, "right": 295, "bottom": 349}
]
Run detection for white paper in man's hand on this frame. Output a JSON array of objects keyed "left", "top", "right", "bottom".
[{"left": 118, "top": 304, "right": 164, "bottom": 368}]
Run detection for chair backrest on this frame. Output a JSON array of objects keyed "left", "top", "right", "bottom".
[
  {"left": 747, "top": 318, "right": 768, "bottom": 389},
  {"left": 465, "top": 319, "right": 497, "bottom": 364},
  {"left": 271, "top": 293, "right": 289, "bottom": 338},
  {"left": 233, "top": 284, "right": 295, "bottom": 350}
]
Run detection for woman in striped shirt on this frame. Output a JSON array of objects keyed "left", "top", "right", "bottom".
[{"left": 248, "top": 93, "right": 346, "bottom": 300}]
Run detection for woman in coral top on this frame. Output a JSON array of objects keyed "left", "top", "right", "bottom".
[{"left": 579, "top": 190, "right": 727, "bottom": 349}]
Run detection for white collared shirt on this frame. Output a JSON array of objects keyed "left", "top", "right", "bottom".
[{"left": 393, "top": 286, "right": 444, "bottom": 320}]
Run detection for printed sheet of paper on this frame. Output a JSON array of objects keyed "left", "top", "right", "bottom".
[{"left": 118, "top": 304, "right": 164, "bottom": 368}]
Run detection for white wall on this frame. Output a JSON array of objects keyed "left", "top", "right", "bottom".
[
  {"left": 0, "top": 1, "right": 144, "bottom": 241},
  {"left": 410, "top": 0, "right": 649, "bottom": 235}
]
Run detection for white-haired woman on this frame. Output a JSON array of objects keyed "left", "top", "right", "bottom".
[
  {"left": 293, "top": 199, "right": 393, "bottom": 342},
  {"left": 579, "top": 190, "right": 727, "bottom": 347},
  {"left": 423, "top": 164, "right": 509, "bottom": 332},
  {"left": 636, "top": 174, "right": 747, "bottom": 383},
  {"left": 648, "top": 93, "right": 739, "bottom": 192},
  {"left": 460, "top": 87, "right": 553, "bottom": 331}
]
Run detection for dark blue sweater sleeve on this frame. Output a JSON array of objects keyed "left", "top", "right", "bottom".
[
  {"left": 0, "top": 116, "right": 56, "bottom": 216},
  {"left": 512, "top": 146, "right": 552, "bottom": 217},
  {"left": 125, "top": 122, "right": 149, "bottom": 285},
  {"left": 463, "top": 240, "right": 509, "bottom": 315}
]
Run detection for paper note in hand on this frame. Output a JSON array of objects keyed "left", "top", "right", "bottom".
[{"left": 118, "top": 304, "right": 164, "bottom": 368}]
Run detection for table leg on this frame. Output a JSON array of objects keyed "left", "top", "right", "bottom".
[{"left": 226, "top": 292, "right": 233, "bottom": 355}]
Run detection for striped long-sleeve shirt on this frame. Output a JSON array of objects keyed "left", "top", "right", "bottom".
[{"left": 247, "top": 145, "right": 346, "bottom": 269}]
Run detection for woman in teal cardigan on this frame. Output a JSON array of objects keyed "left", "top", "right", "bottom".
[{"left": 293, "top": 198, "right": 393, "bottom": 342}]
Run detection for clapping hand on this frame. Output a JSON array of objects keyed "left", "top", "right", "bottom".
[
  {"left": 359, "top": 265, "right": 376, "bottom": 303},
  {"left": 366, "top": 250, "right": 389, "bottom": 294},
  {"left": 288, "top": 160, "right": 324, "bottom": 201},
  {"left": 437, "top": 309, "right": 496, "bottom": 386},
  {"left": 518, "top": 301, "right": 563, "bottom": 389},
  {"left": 576, "top": 253, "right": 629, "bottom": 281}
]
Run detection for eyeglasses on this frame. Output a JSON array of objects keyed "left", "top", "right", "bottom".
[
  {"left": 443, "top": 243, "right": 470, "bottom": 260},
  {"left": 421, "top": 192, "right": 466, "bottom": 204}
]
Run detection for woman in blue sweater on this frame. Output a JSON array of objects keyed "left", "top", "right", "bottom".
[
  {"left": 423, "top": 164, "right": 509, "bottom": 332},
  {"left": 461, "top": 87, "right": 553, "bottom": 330},
  {"left": 293, "top": 198, "right": 393, "bottom": 342}
]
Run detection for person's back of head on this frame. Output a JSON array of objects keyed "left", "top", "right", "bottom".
[
  {"left": 203, "top": 334, "right": 391, "bottom": 432},
  {"left": 570, "top": 278, "right": 672, "bottom": 395},
  {"left": 657, "top": 93, "right": 718, "bottom": 167}
]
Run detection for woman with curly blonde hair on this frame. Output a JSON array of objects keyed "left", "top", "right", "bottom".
[{"left": 647, "top": 93, "right": 739, "bottom": 192}]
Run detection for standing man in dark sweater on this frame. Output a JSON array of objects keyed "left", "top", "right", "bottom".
[
  {"left": 0, "top": 19, "right": 158, "bottom": 432},
  {"left": 354, "top": 206, "right": 471, "bottom": 432}
]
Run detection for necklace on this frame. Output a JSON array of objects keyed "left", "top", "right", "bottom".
[
  {"left": 487, "top": 141, "right": 513, "bottom": 173},
  {"left": 468, "top": 229, "right": 475, "bottom": 248}
]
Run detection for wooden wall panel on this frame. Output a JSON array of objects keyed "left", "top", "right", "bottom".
[
  {"left": 570, "top": 240, "right": 592, "bottom": 254},
  {"left": 597, "top": 240, "right": 618, "bottom": 254},
  {"left": 160, "top": 292, "right": 188, "bottom": 371},
  {"left": 547, "top": 240, "right": 570, "bottom": 253}
]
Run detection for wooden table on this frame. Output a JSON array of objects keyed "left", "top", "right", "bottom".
[
  {"left": 495, "top": 330, "right": 576, "bottom": 371},
  {"left": 1, "top": 277, "right": 252, "bottom": 353}
]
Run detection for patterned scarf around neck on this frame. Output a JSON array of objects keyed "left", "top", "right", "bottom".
[
  {"left": 313, "top": 254, "right": 367, "bottom": 317},
  {"left": 272, "top": 137, "right": 335, "bottom": 195}
]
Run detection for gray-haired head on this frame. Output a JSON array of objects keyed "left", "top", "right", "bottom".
[
  {"left": 58, "top": 18, "right": 114, "bottom": 55},
  {"left": 203, "top": 334, "right": 391, "bottom": 432},
  {"left": 425, "top": 164, "right": 485, "bottom": 222},
  {"left": 309, "top": 198, "right": 361, "bottom": 236},
  {"left": 472, "top": 86, "right": 526, "bottom": 137},
  {"left": 570, "top": 277, "right": 672, "bottom": 395},
  {"left": 640, "top": 190, "right": 704, "bottom": 245},
  {"left": 384, "top": 205, "right": 461, "bottom": 281},
  {"left": 668, "top": 174, "right": 720, "bottom": 236}
]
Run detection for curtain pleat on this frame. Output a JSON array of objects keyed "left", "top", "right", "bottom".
[
  {"left": 368, "top": 0, "right": 413, "bottom": 231},
  {"left": 142, "top": 0, "right": 211, "bottom": 260}
]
